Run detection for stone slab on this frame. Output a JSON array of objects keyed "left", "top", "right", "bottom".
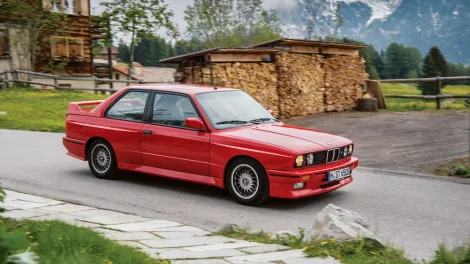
[
  {"left": 185, "top": 242, "right": 261, "bottom": 252},
  {"left": 4, "top": 190, "right": 63, "bottom": 205},
  {"left": 0, "top": 210, "right": 45, "bottom": 219},
  {"left": 146, "top": 248, "right": 245, "bottom": 260},
  {"left": 103, "top": 231, "right": 158, "bottom": 241},
  {"left": 154, "top": 231, "right": 210, "bottom": 239},
  {"left": 140, "top": 236, "right": 237, "bottom": 248},
  {"left": 106, "top": 220, "right": 181, "bottom": 232},
  {"left": 67, "top": 209, "right": 125, "bottom": 218},
  {"left": 239, "top": 244, "right": 289, "bottom": 254},
  {"left": 152, "top": 226, "right": 206, "bottom": 232},
  {"left": 82, "top": 214, "right": 151, "bottom": 225},
  {"left": 4, "top": 200, "right": 49, "bottom": 209},
  {"left": 40, "top": 204, "right": 94, "bottom": 213},
  {"left": 225, "top": 249, "right": 305, "bottom": 262},
  {"left": 28, "top": 214, "right": 100, "bottom": 228}
]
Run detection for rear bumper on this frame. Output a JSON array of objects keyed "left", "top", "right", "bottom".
[
  {"left": 267, "top": 157, "right": 359, "bottom": 199},
  {"left": 63, "top": 137, "right": 86, "bottom": 161}
]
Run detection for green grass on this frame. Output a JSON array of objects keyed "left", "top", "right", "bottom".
[
  {"left": 0, "top": 218, "right": 170, "bottom": 264},
  {"left": 0, "top": 88, "right": 108, "bottom": 132},
  {"left": 380, "top": 83, "right": 470, "bottom": 111},
  {"left": 435, "top": 157, "right": 470, "bottom": 178}
]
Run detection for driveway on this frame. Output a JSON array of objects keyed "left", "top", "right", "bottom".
[
  {"left": 286, "top": 111, "right": 470, "bottom": 172},
  {"left": 0, "top": 126, "right": 469, "bottom": 261}
]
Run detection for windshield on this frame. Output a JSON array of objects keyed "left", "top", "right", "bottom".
[{"left": 195, "top": 90, "right": 276, "bottom": 129}]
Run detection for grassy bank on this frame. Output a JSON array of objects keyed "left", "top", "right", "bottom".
[
  {"left": 380, "top": 83, "right": 470, "bottom": 111},
  {"left": 216, "top": 225, "right": 470, "bottom": 264},
  {"left": 434, "top": 157, "right": 470, "bottom": 178},
  {"left": 0, "top": 217, "right": 169, "bottom": 264},
  {"left": 0, "top": 88, "right": 108, "bottom": 132}
]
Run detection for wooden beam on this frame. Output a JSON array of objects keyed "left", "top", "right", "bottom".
[
  {"left": 291, "top": 45, "right": 319, "bottom": 54},
  {"left": 210, "top": 53, "right": 272, "bottom": 62},
  {"left": 321, "top": 47, "right": 359, "bottom": 56}
]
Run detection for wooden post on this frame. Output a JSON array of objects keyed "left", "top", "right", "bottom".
[
  {"left": 436, "top": 78, "right": 442, "bottom": 110},
  {"left": 12, "top": 70, "right": 18, "bottom": 87},
  {"left": 209, "top": 56, "right": 213, "bottom": 86},
  {"left": 53, "top": 76, "right": 58, "bottom": 89},
  {"left": 3, "top": 72, "right": 8, "bottom": 88}
]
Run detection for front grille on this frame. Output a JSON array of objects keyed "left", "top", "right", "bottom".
[
  {"left": 309, "top": 146, "right": 350, "bottom": 167},
  {"left": 313, "top": 150, "right": 327, "bottom": 165}
]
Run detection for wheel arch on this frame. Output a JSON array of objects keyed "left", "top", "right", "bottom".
[
  {"left": 223, "top": 155, "right": 267, "bottom": 189},
  {"left": 85, "top": 137, "right": 111, "bottom": 160}
]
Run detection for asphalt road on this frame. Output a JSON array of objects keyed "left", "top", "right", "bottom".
[{"left": 1, "top": 129, "right": 469, "bottom": 261}]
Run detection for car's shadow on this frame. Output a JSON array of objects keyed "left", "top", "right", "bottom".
[{"left": 73, "top": 168, "right": 348, "bottom": 210}]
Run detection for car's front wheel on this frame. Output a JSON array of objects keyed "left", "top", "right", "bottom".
[
  {"left": 226, "top": 157, "right": 269, "bottom": 206},
  {"left": 88, "top": 139, "right": 118, "bottom": 179}
]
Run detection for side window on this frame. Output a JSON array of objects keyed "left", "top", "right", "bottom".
[
  {"left": 152, "top": 93, "right": 198, "bottom": 128},
  {"left": 106, "top": 91, "right": 149, "bottom": 122}
]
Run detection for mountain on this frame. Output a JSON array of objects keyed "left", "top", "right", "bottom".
[{"left": 275, "top": 0, "right": 470, "bottom": 64}]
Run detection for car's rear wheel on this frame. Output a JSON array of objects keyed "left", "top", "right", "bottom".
[
  {"left": 226, "top": 157, "right": 269, "bottom": 206},
  {"left": 88, "top": 139, "right": 118, "bottom": 179}
]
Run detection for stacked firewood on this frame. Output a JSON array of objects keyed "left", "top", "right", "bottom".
[
  {"left": 210, "top": 62, "right": 280, "bottom": 117},
  {"left": 275, "top": 52, "right": 325, "bottom": 118},
  {"left": 323, "top": 55, "right": 369, "bottom": 112}
]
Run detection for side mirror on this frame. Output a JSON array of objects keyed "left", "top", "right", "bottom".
[{"left": 185, "top": 118, "right": 206, "bottom": 131}]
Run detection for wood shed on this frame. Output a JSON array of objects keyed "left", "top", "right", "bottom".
[{"left": 159, "top": 38, "right": 369, "bottom": 118}]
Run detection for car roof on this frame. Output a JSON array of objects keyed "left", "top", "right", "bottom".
[{"left": 128, "top": 83, "right": 239, "bottom": 95}]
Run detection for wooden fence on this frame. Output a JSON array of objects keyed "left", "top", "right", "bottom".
[
  {"left": 379, "top": 76, "right": 470, "bottom": 109},
  {"left": 1, "top": 70, "right": 163, "bottom": 94}
]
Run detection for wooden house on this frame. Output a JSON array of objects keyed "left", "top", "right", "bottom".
[{"left": 0, "top": 0, "right": 104, "bottom": 76}]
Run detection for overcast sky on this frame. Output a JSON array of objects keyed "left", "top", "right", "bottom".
[{"left": 92, "top": 0, "right": 297, "bottom": 39}]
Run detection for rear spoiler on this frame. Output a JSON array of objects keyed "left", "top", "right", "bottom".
[{"left": 67, "top": 100, "right": 104, "bottom": 114}]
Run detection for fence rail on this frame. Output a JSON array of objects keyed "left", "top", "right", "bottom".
[
  {"left": 0, "top": 70, "right": 171, "bottom": 93},
  {"left": 379, "top": 76, "right": 470, "bottom": 109}
]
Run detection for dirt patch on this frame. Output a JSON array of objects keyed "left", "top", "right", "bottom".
[{"left": 284, "top": 111, "right": 470, "bottom": 173}]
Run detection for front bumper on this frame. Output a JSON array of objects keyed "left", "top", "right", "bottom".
[{"left": 267, "top": 157, "right": 358, "bottom": 199}]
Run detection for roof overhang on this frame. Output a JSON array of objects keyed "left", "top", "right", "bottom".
[
  {"left": 249, "top": 38, "right": 368, "bottom": 49},
  {"left": 158, "top": 48, "right": 282, "bottom": 64}
]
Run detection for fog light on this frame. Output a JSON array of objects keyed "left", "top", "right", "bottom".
[
  {"left": 301, "top": 175, "right": 311, "bottom": 181},
  {"left": 293, "top": 182, "right": 305, "bottom": 189}
]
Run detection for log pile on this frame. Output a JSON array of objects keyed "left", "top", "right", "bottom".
[
  {"left": 323, "top": 55, "right": 369, "bottom": 112},
  {"left": 212, "top": 62, "right": 279, "bottom": 116},
  {"left": 275, "top": 52, "right": 325, "bottom": 118}
]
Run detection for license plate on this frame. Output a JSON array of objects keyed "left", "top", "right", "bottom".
[{"left": 327, "top": 167, "right": 351, "bottom": 182}]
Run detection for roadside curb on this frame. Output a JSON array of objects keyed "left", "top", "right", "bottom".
[
  {"left": 1, "top": 189, "right": 336, "bottom": 264},
  {"left": 357, "top": 166, "right": 470, "bottom": 185}
]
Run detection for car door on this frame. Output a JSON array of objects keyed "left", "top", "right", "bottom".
[
  {"left": 141, "top": 92, "right": 211, "bottom": 176},
  {"left": 100, "top": 90, "right": 150, "bottom": 165}
]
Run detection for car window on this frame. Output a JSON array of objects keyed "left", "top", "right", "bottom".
[
  {"left": 152, "top": 93, "right": 198, "bottom": 128},
  {"left": 106, "top": 91, "right": 149, "bottom": 122}
]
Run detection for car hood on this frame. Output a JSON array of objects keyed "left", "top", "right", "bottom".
[{"left": 220, "top": 123, "right": 352, "bottom": 154}]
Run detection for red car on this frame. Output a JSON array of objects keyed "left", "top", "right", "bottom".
[{"left": 63, "top": 84, "right": 358, "bottom": 206}]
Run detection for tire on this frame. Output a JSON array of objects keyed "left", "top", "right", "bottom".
[
  {"left": 87, "top": 139, "right": 118, "bottom": 180},
  {"left": 225, "top": 157, "right": 269, "bottom": 206}
]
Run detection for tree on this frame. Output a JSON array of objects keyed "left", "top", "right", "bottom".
[
  {"left": 383, "top": 43, "right": 421, "bottom": 79},
  {"left": 117, "top": 40, "right": 130, "bottom": 63},
  {"left": 184, "top": 0, "right": 281, "bottom": 49},
  {"left": 102, "top": 0, "right": 177, "bottom": 80},
  {"left": 418, "top": 46, "right": 448, "bottom": 95},
  {"left": 3, "top": 0, "right": 70, "bottom": 73},
  {"left": 298, "top": 0, "right": 343, "bottom": 40},
  {"left": 133, "top": 33, "right": 174, "bottom": 66}
]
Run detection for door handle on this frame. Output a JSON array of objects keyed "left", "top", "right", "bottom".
[{"left": 143, "top": 130, "right": 152, "bottom": 135}]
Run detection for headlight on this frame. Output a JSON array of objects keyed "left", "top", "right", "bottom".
[
  {"left": 343, "top": 146, "right": 348, "bottom": 157},
  {"left": 348, "top": 144, "right": 354, "bottom": 155},
  {"left": 306, "top": 153, "right": 314, "bottom": 165},
  {"left": 295, "top": 155, "right": 304, "bottom": 167}
]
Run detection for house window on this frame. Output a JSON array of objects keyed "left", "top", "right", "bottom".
[
  {"left": 0, "top": 30, "right": 9, "bottom": 57},
  {"left": 51, "top": 0, "right": 77, "bottom": 14},
  {"left": 115, "top": 74, "right": 120, "bottom": 80},
  {"left": 51, "top": 36, "right": 84, "bottom": 60}
]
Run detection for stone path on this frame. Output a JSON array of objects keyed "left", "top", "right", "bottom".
[{"left": 1, "top": 189, "right": 339, "bottom": 264}]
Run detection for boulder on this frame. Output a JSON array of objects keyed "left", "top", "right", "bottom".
[{"left": 306, "top": 204, "right": 382, "bottom": 244}]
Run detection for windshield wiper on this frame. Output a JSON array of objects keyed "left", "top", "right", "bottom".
[
  {"left": 249, "top": 117, "right": 280, "bottom": 123},
  {"left": 215, "top": 120, "right": 250, "bottom": 125}
]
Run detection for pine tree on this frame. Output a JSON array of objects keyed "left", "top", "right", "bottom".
[{"left": 417, "top": 46, "right": 448, "bottom": 95}]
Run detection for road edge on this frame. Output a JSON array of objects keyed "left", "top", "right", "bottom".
[{"left": 357, "top": 166, "right": 470, "bottom": 185}]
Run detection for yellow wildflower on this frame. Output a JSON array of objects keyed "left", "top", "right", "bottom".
[
  {"left": 303, "top": 246, "right": 308, "bottom": 250},
  {"left": 58, "top": 237, "right": 63, "bottom": 241},
  {"left": 37, "top": 229, "right": 43, "bottom": 232},
  {"left": 320, "top": 241, "right": 328, "bottom": 246},
  {"left": 28, "top": 236, "right": 34, "bottom": 239},
  {"left": 266, "top": 233, "right": 272, "bottom": 238},
  {"left": 371, "top": 251, "right": 376, "bottom": 255},
  {"left": 330, "top": 238, "right": 336, "bottom": 243}
]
